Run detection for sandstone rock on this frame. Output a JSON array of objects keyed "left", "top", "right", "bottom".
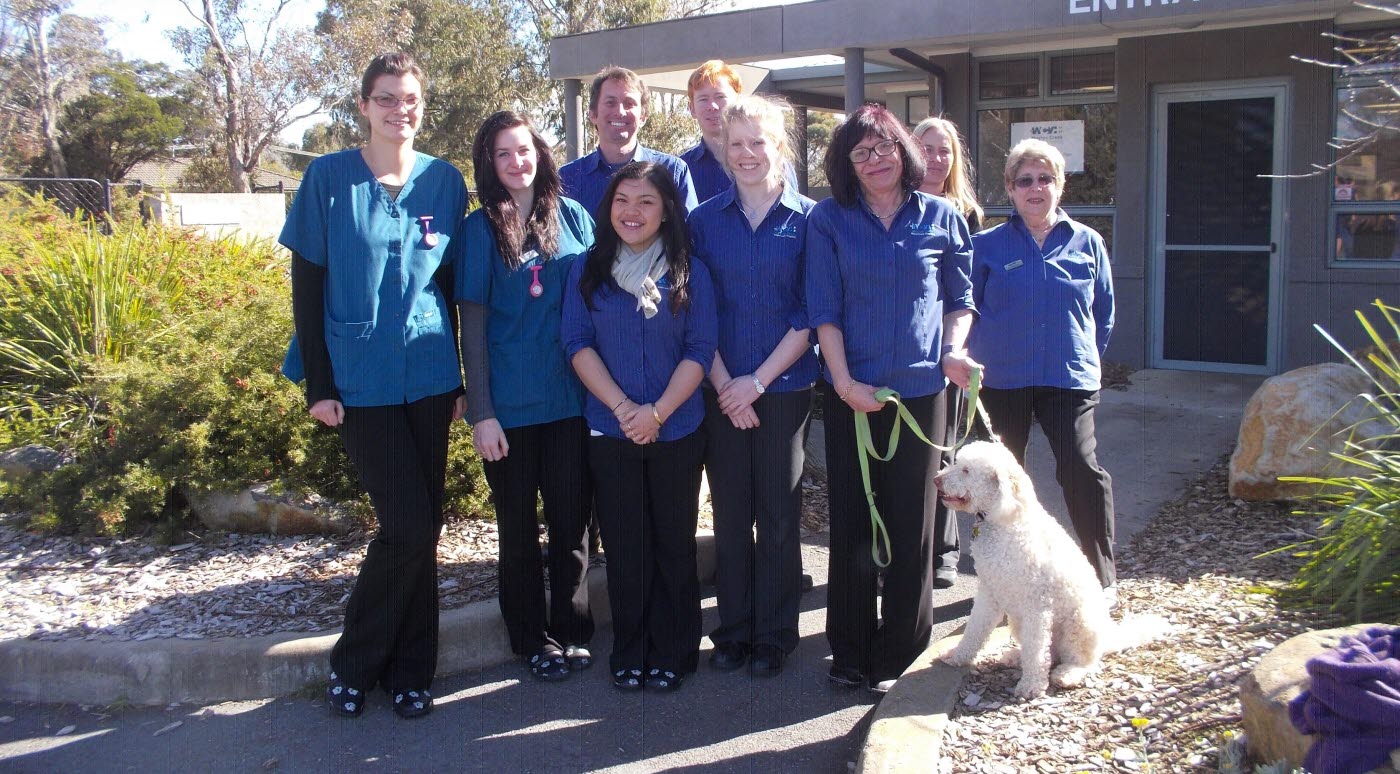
[
  {"left": 1240, "top": 624, "right": 1398, "bottom": 773},
  {"left": 1229, "top": 363, "right": 1389, "bottom": 500},
  {"left": 187, "top": 484, "right": 357, "bottom": 536},
  {"left": 0, "top": 445, "right": 69, "bottom": 481}
]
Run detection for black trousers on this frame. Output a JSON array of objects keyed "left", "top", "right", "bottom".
[
  {"left": 589, "top": 431, "right": 705, "bottom": 674},
  {"left": 703, "top": 388, "right": 810, "bottom": 653},
  {"left": 979, "top": 386, "right": 1116, "bottom": 587},
  {"left": 332, "top": 390, "right": 455, "bottom": 691},
  {"left": 483, "top": 416, "right": 593, "bottom": 656},
  {"left": 824, "top": 389, "right": 945, "bottom": 683},
  {"left": 928, "top": 388, "right": 963, "bottom": 570}
]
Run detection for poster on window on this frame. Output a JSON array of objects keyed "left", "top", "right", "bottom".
[{"left": 1010, "top": 120, "right": 1085, "bottom": 174}]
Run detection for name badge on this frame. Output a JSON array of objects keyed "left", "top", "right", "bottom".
[
  {"left": 1004, "top": 259, "right": 1024, "bottom": 271},
  {"left": 909, "top": 223, "right": 937, "bottom": 236},
  {"left": 521, "top": 249, "right": 541, "bottom": 266},
  {"left": 772, "top": 222, "right": 799, "bottom": 239}
]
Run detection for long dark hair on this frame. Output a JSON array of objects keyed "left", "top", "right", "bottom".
[
  {"left": 471, "top": 111, "right": 562, "bottom": 267},
  {"left": 823, "top": 103, "right": 926, "bottom": 207},
  {"left": 579, "top": 162, "right": 691, "bottom": 313}
]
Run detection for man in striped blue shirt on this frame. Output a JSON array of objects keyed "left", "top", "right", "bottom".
[{"left": 560, "top": 66, "right": 699, "bottom": 218}]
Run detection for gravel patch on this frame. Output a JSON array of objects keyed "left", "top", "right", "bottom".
[
  {"left": 938, "top": 455, "right": 1338, "bottom": 772},
  {"left": 0, "top": 471, "right": 838, "bottom": 644}
]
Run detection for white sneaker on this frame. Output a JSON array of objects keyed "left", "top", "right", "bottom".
[{"left": 1104, "top": 584, "right": 1119, "bottom": 611}]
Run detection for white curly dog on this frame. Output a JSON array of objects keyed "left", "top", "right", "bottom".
[{"left": 934, "top": 440, "right": 1170, "bottom": 699}]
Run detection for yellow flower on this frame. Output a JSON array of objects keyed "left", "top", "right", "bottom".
[{"left": 1131, "top": 717, "right": 1150, "bottom": 729}]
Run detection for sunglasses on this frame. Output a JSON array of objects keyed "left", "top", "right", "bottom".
[{"left": 1012, "top": 173, "right": 1058, "bottom": 189}]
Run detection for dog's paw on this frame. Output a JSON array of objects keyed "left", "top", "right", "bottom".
[
  {"left": 940, "top": 647, "right": 977, "bottom": 667},
  {"left": 1051, "top": 664, "right": 1092, "bottom": 688},
  {"left": 1013, "top": 677, "right": 1049, "bottom": 699},
  {"left": 994, "top": 646, "right": 1022, "bottom": 667}
]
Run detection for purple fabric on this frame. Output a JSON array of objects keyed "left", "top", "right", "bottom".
[{"left": 1288, "top": 626, "right": 1400, "bottom": 774}]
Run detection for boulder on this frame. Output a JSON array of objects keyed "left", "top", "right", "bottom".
[
  {"left": 187, "top": 483, "right": 358, "bottom": 535},
  {"left": 1229, "top": 363, "right": 1389, "bottom": 500},
  {"left": 1240, "top": 625, "right": 1397, "bottom": 773},
  {"left": 0, "top": 444, "right": 69, "bottom": 481}
]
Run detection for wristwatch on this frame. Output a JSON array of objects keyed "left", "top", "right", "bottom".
[{"left": 751, "top": 375, "right": 766, "bottom": 394}]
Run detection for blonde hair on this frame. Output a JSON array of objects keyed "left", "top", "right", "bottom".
[
  {"left": 687, "top": 60, "right": 743, "bottom": 100},
  {"left": 1004, "top": 138, "right": 1066, "bottom": 187},
  {"left": 913, "top": 116, "right": 983, "bottom": 225},
  {"left": 720, "top": 94, "right": 797, "bottom": 188}
]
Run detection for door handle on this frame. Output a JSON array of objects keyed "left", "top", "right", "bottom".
[{"left": 1270, "top": 242, "right": 1277, "bottom": 253}]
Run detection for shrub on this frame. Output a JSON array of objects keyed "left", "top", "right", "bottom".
[
  {"left": 1272, "top": 299, "right": 1400, "bottom": 622},
  {"left": 2, "top": 199, "right": 491, "bottom": 535}
]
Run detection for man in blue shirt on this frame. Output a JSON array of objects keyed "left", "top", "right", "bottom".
[
  {"left": 560, "top": 66, "right": 699, "bottom": 218},
  {"left": 680, "top": 60, "right": 740, "bottom": 205}
]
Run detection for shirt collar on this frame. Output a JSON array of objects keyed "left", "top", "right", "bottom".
[
  {"left": 586, "top": 144, "right": 645, "bottom": 173},
  {"left": 718, "top": 182, "right": 804, "bottom": 218},
  {"left": 856, "top": 188, "right": 914, "bottom": 223},
  {"left": 1009, "top": 209, "right": 1071, "bottom": 238}
]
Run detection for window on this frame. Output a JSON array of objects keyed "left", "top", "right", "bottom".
[
  {"left": 1331, "top": 28, "right": 1400, "bottom": 263},
  {"left": 974, "top": 50, "right": 1117, "bottom": 248},
  {"left": 906, "top": 95, "right": 931, "bottom": 126}
]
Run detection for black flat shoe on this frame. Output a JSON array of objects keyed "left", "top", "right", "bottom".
[
  {"left": 827, "top": 664, "right": 864, "bottom": 688},
  {"left": 325, "top": 672, "right": 365, "bottom": 718},
  {"left": 564, "top": 645, "right": 593, "bottom": 671},
  {"left": 645, "top": 668, "right": 684, "bottom": 692},
  {"left": 749, "top": 644, "right": 784, "bottom": 677},
  {"left": 612, "top": 668, "right": 644, "bottom": 691},
  {"left": 528, "top": 648, "right": 571, "bottom": 682},
  {"left": 392, "top": 688, "right": 433, "bottom": 719},
  {"left": 708, "top": 641, "right": 749, "bottom": 672}
]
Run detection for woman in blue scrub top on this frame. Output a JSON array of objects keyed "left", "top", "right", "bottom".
[
  {"left": 561, "top": 162, "right": 718, "bottom": 693},
  {"left": 805, "top": 104, "right": 979, "bottom": 695},
  {"left": 284, "top": 53, "right": 467, "bottom": 720},
  {"left": 689, "top": 94, "right": 816, "bottom": 679},
  {"left": 456, "top": 110, "right": 596, "bottom": 682}
]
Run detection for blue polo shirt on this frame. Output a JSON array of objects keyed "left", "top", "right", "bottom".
[
  {"left": 455, "top": 197, "right": 594, "bottom": 429},
  {"left": 559, "top": 145, "right": 700, "bottom": 220},
  {"left": 967, "top": 211, "right": 1114, "bottom": 391},
  {"left": 805, "top": 191, "right": 975, "bottom": 399},
  {"left": 560, "top": 255, "right": 718, "bottom": 442},
  {"left": 689, "top": 183, "right": 818, "bottom": 392},
  {"left": 679, "top": 141, "right": 730, "bottom": 204},
  {"left": 280, "top": 149, "right": 467, "bottom": 407}
]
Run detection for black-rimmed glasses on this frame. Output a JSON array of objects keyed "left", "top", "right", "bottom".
[{"left": 848, "top": 140, "right": 898, "bottom": 164}]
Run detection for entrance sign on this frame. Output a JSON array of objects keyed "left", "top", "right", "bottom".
[
  {"left": 1070, "top": 0, "right": 1203, "bottom": 13},
  {"left": 1010, "top": 120, "right": 1086, "bottom": 173}
]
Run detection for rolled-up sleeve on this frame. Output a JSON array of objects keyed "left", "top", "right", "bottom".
[
  {"left": 804, "top": 206, "right": 842, "bottom": 330},
  {"left": 1092, "top": 233, "right": 1115, "bottom": 356},
  {"left": 940, "top": 212, "right": 976, "bottom": 315},
  {"left": 682, "top": 260, "right": 718, "bottom": 373},
  {"left": 561, "top": 257, "right": 595, "bottom": 360}
]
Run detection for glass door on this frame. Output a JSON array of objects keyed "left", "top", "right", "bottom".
[{"left": 1151, "top": 83, "right": 1285, "bottom": 373}]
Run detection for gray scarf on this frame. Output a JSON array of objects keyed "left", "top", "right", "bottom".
[{"left": 611, "top": 239, "right": 668, "bottom": 319}]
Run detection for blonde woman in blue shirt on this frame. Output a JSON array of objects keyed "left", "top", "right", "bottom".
[
  {"left": 284, "top": 52, "right": 467, "bottom": 720},
  {"left": 456, "top": 110, "right": 596, "bottom": 683},
  {"left": 689, "top": 94, "right": 816, "bottom": 678}
]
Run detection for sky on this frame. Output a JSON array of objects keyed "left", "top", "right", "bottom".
[{"left": 71, "top": 0, "right": 792, "bottom": 145}]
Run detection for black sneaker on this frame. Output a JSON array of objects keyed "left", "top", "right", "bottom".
[
  {"left": 827, "top": 664, "right": 864, "bottom": 688},
  {"left": 749, "top": 644, "right": 784, "bottom": 677}
]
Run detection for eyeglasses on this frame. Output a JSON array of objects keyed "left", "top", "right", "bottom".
[
  {"left": 848, "top": 140, "right": 898, "bottom": 164},
  {"left": 1012, "top": 173, "right": 1058, "bottom": 189},
  {"left": 369, "top": 94, "right": 422, "bottom": 109}
]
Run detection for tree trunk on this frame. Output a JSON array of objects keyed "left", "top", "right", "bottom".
[
  {"left": 200, "top": 0, "right": 249, "bottom": 193},
  {"left": 25, "top": 15, "right": 67, "bottom": 178}
]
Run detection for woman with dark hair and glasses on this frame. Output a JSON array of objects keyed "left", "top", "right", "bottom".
[
  {"left": 282, "top": 52, "right": 468, "bottom": 719},
  {"left": 805, "top": 104, "right": 978, "bottom": 695},
  {"left": 456, "top": 110, "right": 596, "bottom": 683},
  {"left": 967, "top": 138, "right": 1117, "bottom": 604},
  {"left": 561, "top": 161, "right": 717, "bottom": 693}
]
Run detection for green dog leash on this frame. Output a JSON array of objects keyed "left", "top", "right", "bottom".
[{"left": 853, "top": 366, "right": 994, "bottom": 568}]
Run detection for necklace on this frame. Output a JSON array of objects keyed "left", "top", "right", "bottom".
[{"left": 739, "top": 187, "right": 781, "bottom": 223}]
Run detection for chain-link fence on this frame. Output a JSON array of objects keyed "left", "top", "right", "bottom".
[{"left": 0, "top": 177, "right": 121, "bottom": 223}]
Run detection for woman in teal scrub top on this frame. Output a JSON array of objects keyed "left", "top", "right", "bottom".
[
  {"left": 456, "top": 110, "right": 596, "bottom": 682},
  {"left": 284, "top": 52, "right": 467, "bottom": 720}
]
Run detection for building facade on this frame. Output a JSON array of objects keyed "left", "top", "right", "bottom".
[{"left": 549, "top": 0, "right": 1400, "bottom": 374}]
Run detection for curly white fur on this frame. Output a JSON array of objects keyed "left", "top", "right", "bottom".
[{"left": 934, "top": 441, "right": 1170, "bottom": 699}]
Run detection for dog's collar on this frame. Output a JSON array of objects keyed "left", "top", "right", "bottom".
[{"left": 972, "top": 511, "right": 986, "bottom": 538}]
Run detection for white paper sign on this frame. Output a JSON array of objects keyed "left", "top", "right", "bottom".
[{"left": 1010, "top": 120, "right": 1086, "bottom": 174}]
